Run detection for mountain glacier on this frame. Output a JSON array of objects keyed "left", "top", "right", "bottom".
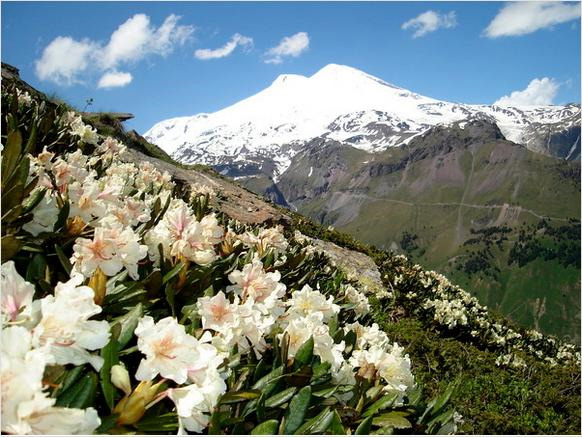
[{"left": 144, "top": 63, "right": 581, "bottom": 178}]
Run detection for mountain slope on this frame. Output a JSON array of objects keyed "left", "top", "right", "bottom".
[
  {"left": 3, "top": 62, "right": 579, "bottom": 435},
  {"left": 145, "top": 63, "right": 581, "bottom": 180},
  {"left": 275, "top": 120, "right": 581, "bottom": 342}
]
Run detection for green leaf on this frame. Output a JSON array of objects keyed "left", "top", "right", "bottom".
[
  {"left": 112, "top": 303, "right": 143, "bottom": 348},
  {"left": 53, "top": 200, "right": 70, "bottom": 232},
  {"left": 372, "top": 411, "right": 412, "bottom": 429},
  {"left": 99, "top": 338, "right": 120, "bottom": 411},
  {"left": 23, "top": 119, "right": 38, "bottom": 155},
  {"left": 135, "top": 412, "right": 178, "bottom": 432},
  {"left": 2, "top": 129, "right": 23, "bottom": 186},
  {"left": 293, "top": 336, "right": 314, "bottom": 369},
  {"left": 251, "top": 419, "right": 279, "bottom": 435},
  {"left": 279, "top": 331, "right": 290, "bottom": 368},
  {"left": 1, "top": 235, "right": 21, "bottom": 263},
  {"left": 220, "top": 390, "right": 261, "bottom": 404},
  {"left": 252, "top": 365, "right": 284, "bottom": 391},
  {"left": 265, "top": 387, "right": 297, "bottom": 408},
  {"left": 355, "top": 416, "right": 374, "bottom": 435},
  {"left": 294, "top": 406, "right": 334, "bottom": 435},
  {"left": 312, "top": 385, "right": 339, "bottom": 398},
  {"left": 419, "top": 382, "right": 456, "bottom": 425},
  {"left": 363, "top": 393, "right": 399, "bottom": 418},
  {"left": 162, "top": 261, "right": 185, "bottom": 284},
  {"left": 344, "top": 330, "right": 357, "bottom": 354},
  {"left": 283, "top": 386, "right": 311, "bottom": 434},
  {"left": 22, "top": 188, "right": 47, "bottom": 215},
  {"left": 310, "top": 360, "right": 331, "bottom": 385},
  {"left": 55, "top": 371, "right": 97, "bottom": 409},
  {"left": 26, "top": 253, "right": 47, "bottom": 284},
  {"left": 54, "top": 244, "right": 72, "bottom": 276},
  {"left": 95, "top": 414, "right": 119, "bottom": 434},
  {"left": 329, "top": 410, "right": 346, "bottom": 435}
]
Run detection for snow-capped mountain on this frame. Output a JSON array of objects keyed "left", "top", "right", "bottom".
[{"left": 144, "top": 64, "right": 581, "bottom": 178}]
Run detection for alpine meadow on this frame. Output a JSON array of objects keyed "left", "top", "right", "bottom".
[{"left": 1, "top": 1, "right": 581, "bottom": 436}]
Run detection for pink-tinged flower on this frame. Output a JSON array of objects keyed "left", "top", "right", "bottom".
[
  {"left": 134, "top": 316, "right": 223, "bottom": 385},
  {"left": 32, "top": 274, "right": 110, "bottom": 370},
  {"left": 1, "top": 326, "right": 101, "bottom": 435},
  {"left": 71, "top": 227, "right": 123, "bottom": 277},
  {"left": 1, "top": 261, "right": 35, "bottom": 324},
  {"left": 97, "top": 137, "right": 126, "bottom": 156},
  {"left": 227, "top": 256, "right": 286, "bottom": 308},
  {"left": 197, "top": 292, "right": 239, "bottom": 334}
]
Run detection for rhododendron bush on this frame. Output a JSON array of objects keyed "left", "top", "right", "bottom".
[{"left": 1, "top": 85, "right": 462, "bottom": 434}]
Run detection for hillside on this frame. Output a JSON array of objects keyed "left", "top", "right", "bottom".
[
  {"left": 275, "top": 120, "right": 581, "bottom": 343},
  {"left": 144, "top": 64, "right": 581, "bottom": 343},
  {"left": 1, "top": 63, "right": 580, "bottom": 435}
]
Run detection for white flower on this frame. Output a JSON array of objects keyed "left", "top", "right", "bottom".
[
  {"left": 282, "top": 312, "right": 345, "bottom": 372},
  {"left": 238, "top": 225, "right": 288, "bottom": 256},
  {"left": 1, "top": 261, "right": 35, "bottom": 325},
  {"left": 350, "top": 344, "right": 415, "bottom": 396},
  {"left": 284, "top": 284, "right": 339, "bottom": 324},
  {"left": 71, "top": 227, "right": 123, "bottom": 277},
  {"left": 197, "top": 292, "right": 239, "bottom": 334},
  {"left": 16, "top": 89, "right": 33, "bottom": 106},
  {"left": 343, "top": 285, "right": 371, "bottom": 317},
  {"left": 71, "top": 224, "right": 147, "bottom": 279},
  {"left": 227, "top": 256, "right": 286, "bottom": 315},
  {"left": 97, "top": 137, "right": 126, "bottom": 156},
  {"left": 32, "top": 274, "right": 110, "bottom": 370},
  {"left": 345, "top": 322, "right": 391, "bottom": 351},
  {"left": 11, "top": 394, "right": 101, "bottom": 435},
  {"left": 1, "top": 326, "right": 101, "bottom": 435},
  {"left": 22, "top": 190, "right": 60, "bottom": 236},
  {"left": 70, "top": 119, "right": 99, "bottom": 145},
  {"left": 134, "top": 316, "right": 223, "bottom": 385},
  {"left": 168, "top": 375, "right": 226, "bottom": 434}
]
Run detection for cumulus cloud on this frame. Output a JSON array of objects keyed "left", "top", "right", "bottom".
[
  {"left": 97, "top": 71, "right": 133, "bottom": 89},
  {"left": 35, "top": 14, "right": 194, "bottom": 87},
  {"left": 35, "top": 37, "right": 99, "bottom": 85},
  {"left": 194, "top": 33, "right": 253, "bottom": 60},
  {"left": 401, "top": 10, "right": 457, "bottom": 38},
  {"left": 494, "top": 78, "right": 560, "bottom": 106},
  {"left": 484, "top": 1, "right": 581, "bottom": 38},
  {"left": 265, "top": 32, "right": 309, "bottom": 64}
]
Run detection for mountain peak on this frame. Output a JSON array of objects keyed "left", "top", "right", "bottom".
[{"left": 271, "top": 73, "right": 307, "bottom": 87}]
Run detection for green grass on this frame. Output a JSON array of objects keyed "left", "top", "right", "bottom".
[{"left": 370, "top": 298, "right": 581, "bottom": 435}]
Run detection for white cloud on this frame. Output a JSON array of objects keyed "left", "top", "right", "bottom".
[
  {"left": 194, "top": 33, "right": 253, "bottom": 60},
  {"left": 485, "top": 1, "right": 581, "bottom": 38},
  {"left": 35, "top": 14, "right": 194, "bottom": 86},
  {"left": 494, "top": 77, "right": 560, "bottom": 106},
  {"left": 34, "top": 36, "right": 98, "bottom": 85},
  {"left": 97, "top": 71, "right": 133, "bottom": 89},
  {"left": 401, "top": 10, "right": 457, "bottom": 38},
  {"left": 265, "top": 32, "right": 309, "bottom": 64}
]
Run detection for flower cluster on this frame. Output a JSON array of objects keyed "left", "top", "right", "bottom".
[
  {"left": 382, "top": 255, "right": 581, "bottom": 369},
  {"left": 1, "top": 263, "right": 107, "bottom": 434}
]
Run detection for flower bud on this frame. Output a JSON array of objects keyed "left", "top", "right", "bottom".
[
  {"left": 111, "top": 364, "right": 132, "bottom": 396},
  {"left": 88, "top": 267, "right": 107, "bottom": 306},
  {"left": 114, "top": 380, "right": 164, "bottom": 426},
  {"left": 66, "top": 216, "right": 86, "bottom": 236}
]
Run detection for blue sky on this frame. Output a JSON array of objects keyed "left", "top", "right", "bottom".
[{"left": 2, "top": 1, "right": 580, "bottom": 133}]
